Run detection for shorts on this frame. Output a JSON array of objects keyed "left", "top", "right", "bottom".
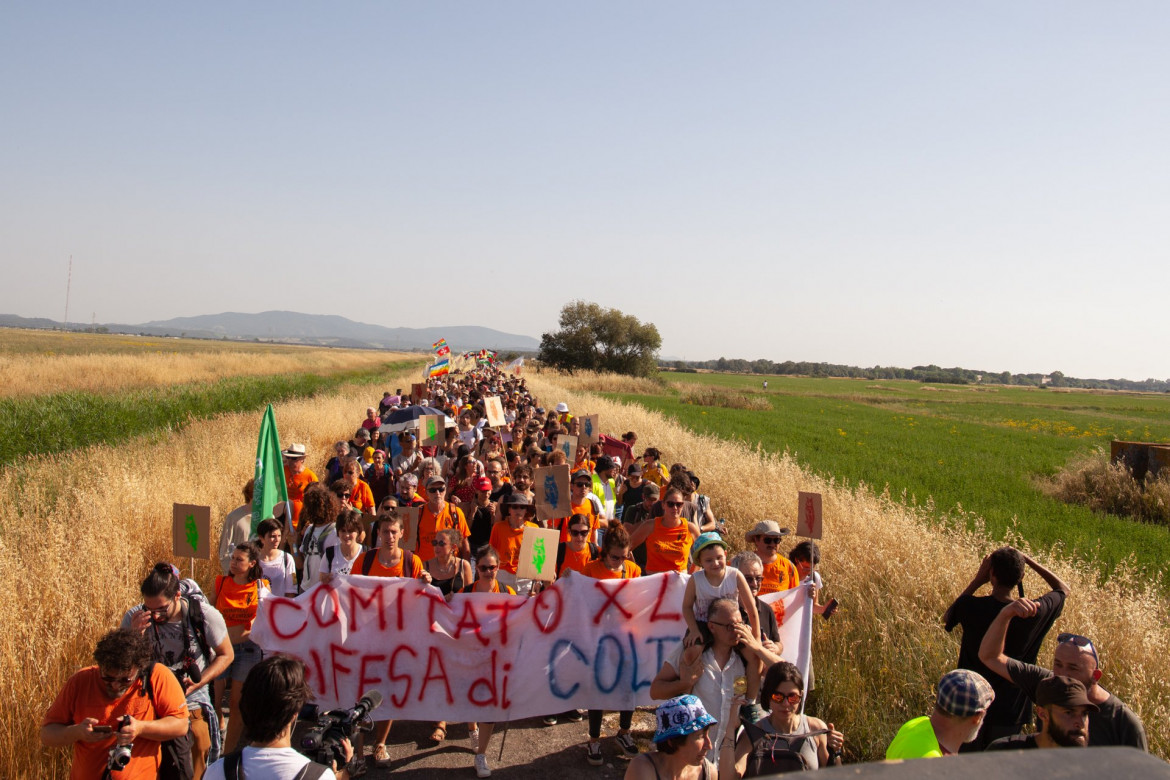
[{"left": 228, "top": 639, "right": 264, "bottom": 682}]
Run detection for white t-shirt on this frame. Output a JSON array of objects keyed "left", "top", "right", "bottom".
[
  {"left": 323, "top": 545, "right": 365, "bottom": 578},
  {"left": 259, "top": 551, "right": 298, "bottom": 597},
  {"left": 204, "top": 745, "right": 336, "bottom": 780}
]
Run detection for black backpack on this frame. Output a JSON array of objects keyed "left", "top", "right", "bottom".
[{"left": 742, "top": 719, "right": 828, "bottom": 775}]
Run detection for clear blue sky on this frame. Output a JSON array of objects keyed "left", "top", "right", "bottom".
[{"left": 2, "top": 3, "right": 1167, "bottom": 380}]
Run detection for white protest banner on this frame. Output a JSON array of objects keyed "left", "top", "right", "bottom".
[
  {"left": 484, "top": 396, "right": 507, "bottom": 428},
  {"left": 251, "top": 574, "right": 813, "bottom": 723},
  {"left": 795, "top": 491, "right": 823, "bottom": 539},
  {"left": 516, "top": 527, "right": 560, "bottom": 581}
]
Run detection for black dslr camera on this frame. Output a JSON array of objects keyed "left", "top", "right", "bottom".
[
  {"left": 106, "top": 715, "right": 133, "bottom": 771},
  {"left": 298, "top": 691, "right": 382, "bottom": 771}
]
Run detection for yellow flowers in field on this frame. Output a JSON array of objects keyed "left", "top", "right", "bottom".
[{"left": 1000, "top": 418, "right": 1111, "bottom": 438}]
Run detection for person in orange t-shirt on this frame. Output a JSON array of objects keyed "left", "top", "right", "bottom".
[
  {"left": 549, "top": 471, "right": 602, "bottom": 544},
  {"left": 745, "top": 520, "right": 800, "bottom": 594},
  {"left": 41, "top": 628, "right": 188, "bottom": 780},
  {"left": 282, "top": 443, "right": 318, "bottom": 531},
  {"left": 350, "top": 510, "right": 432, "bottom": 763},
  {"left": 577, "top": 525, "right": 641, "bottom": 762},
  {"left": 214, "top": 542, "right": 272, "bottom": 752},
  {"left": 339, "top": 457, "right": 376, "bottom": 513},
  {"left": 556, "top": 514, "right": 598, "bottom": 576},
  {"left": 416, "top": 476, "right": 471, "bottom": 560},
  {"left": 628, "top": 486, "right": 702, "bottom": 574},
  {"left": 489, "top": 493, "right": 540, "bottom": 594}
]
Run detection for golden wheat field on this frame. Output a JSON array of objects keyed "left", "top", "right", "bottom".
[
  {"left": 0, "top": 328, "right": 415, "bottom": 397},
  {"left": 5, "top": 361, "right": 1168, "bottom": 777}
]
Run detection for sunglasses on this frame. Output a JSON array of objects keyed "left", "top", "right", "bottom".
[
  {"left": 743, "top": 575, "right": 764, "bottom": 585},
  {"left": 771, "top": 691, "right": 802, "bottom": 706},
  {"left": 665, "top": 501, "right": 684, "bottom": 509},
  {"left": 477, "top": 564, "right": 498, "bottom": 573},
  {"left": 1057, "top": 633, "right": 1099, "bottom": 665},
  {"left": 427, "top": 486, "right": 445, "bottom": 493},
  {"left": 573, "top": 482, "right": 591, "bottom": 488},
  {"left": 569, "top": 529, "right": 589, "bottom": 538},
  {"left": 762, "top": 536, "right": 783, "bottom": 545}
]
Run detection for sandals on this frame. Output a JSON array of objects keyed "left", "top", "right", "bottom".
[
  {"left": 430, "top": 724, "right": 448, "bottom": 743},
  {"left": 374, "top": 743, "right": 391, "bottom": 764}
]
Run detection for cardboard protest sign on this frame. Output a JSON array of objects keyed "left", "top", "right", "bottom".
[
  {"left": 557, "top": 434, "right": 578, "bottom": 465},
  {"left": 250, "top": 574, "right": 813, "bottom": 724},
  {"left": 533, "top": 464, "right": 571, "bottom": 522},
  {"left": 411, "top": 383, "right": 425, "bottom": 403},
  {"left": 397, "top": 505, "right": 421, "bottom": 551},
  {"left": 579, "top": 414, "right": 600, "bottom": 448},
  {"left": 419, "top": 414, "right": 445, "bottom": 447},
  {"left": 484, "top": 396, "right": 507, "bottom": 427},
  {"left": 796, "top": 491, "right": 823, "bottom": 539},
  {"left": 516, "top": 526, "right": 560, "bottom": 581},
  {"left": 172, "top": 503, "right": 211, "bottom": 560}
]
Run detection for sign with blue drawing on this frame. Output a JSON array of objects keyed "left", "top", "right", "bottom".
[{"left": 533, "top": 464, "right": 571, "bottom": 523}]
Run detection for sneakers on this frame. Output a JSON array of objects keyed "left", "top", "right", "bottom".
[
  {"left": 475, "top": 753, "right": 491, "bottom": 778},
  {"left": 469, "top": 727, "right": 480, "bottom": 752},
  {"left": 542, "top": 715, "right": 558, "bottom": 726},
  {"left": 565, "top": 709, "right": 585, "bottom": 722},
  {"left": 373, "top": 743, "right": 391, "bottom": 765},
  {"left": 740, "top": 701, "right": 768, "bottom": 724},
  {"left": 586, "top": 741, "right": 603, "bottom": 766},
  {"left": 615, "top": 732, "right": 639, "bottom": 756}
]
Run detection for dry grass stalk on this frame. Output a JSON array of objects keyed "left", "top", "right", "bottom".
[
  {"left": 526, "top": 374, "right": 1170, "bottom": 762},
  {"left": 0, "top": 366, "right": 421, "bottom": 779},
  {"left": 0, "top": 348, "right": 414, "bottom": 398},
  {"left": 535, "top": 368, "right": 666, "bottom": 396},
  {"left": 1045, "top": 448, "right": 1170, "bottom": 525},
  {"left": 676, "top": 384, "right": 771, "bottom": 411}
]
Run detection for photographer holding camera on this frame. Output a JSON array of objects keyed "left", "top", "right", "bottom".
[
  {"left": 123, "top": 562, "right": 235, "bottom": 779},
  {"left": 41, "top": 627, "right": 190, "bottom": 779},
  {"left": 205, "top": 654, "right": 353, "bottom": 780}
]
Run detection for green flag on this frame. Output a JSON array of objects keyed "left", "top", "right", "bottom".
[{"left": 251, "top": 404, "right": 289, "bottom": 534}]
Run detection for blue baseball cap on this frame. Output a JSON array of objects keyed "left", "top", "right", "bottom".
[
  {"left": 652, "top": 694, "right": 717, "bottom": 743},
  {"left": 691, "top": 531, "right": 728, "bottom": 562}
]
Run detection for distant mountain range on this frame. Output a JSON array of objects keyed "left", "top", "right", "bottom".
[{"left": 0, "top": 311, "right": 540, "bottom": 353}]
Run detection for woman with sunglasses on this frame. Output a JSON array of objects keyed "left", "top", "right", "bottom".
[
  {"left": 579, "top": 525, "right": 642, "bottom": 764},
  {"left": 555, "top": 514, "right": 598, "bottom": 577},
  {"left": 628, "top": 486, "right": 703, "bottom": 575},
  {"left": 731, "top": 662, "right": 843, "bottom": 774},
  {"left": 462, "top": 546, "right": 516, "bottom": 777},
  {"left": 488, "top": 493, "right": 540, "bottom": 595},
  {"left": 214, "top": 542, "right": 272, "bottom": 752}
]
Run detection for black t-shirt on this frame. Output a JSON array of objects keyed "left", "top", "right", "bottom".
[
  {"left": 945, "top": 590, "right": 1065, "bottom": 731},
  {"left": 743, "top": 596, "right": 780, "bottom": 643},
  {"left": 618, "top": 483, "right": 646, "bottom": 517},
  {"left": 469, "top": 504, "right": 495, "bottom": 551},
  {"left": 1006, "top": 658, "right": 1148, "bottom": 750},
  {"left": 985, "top": 734, "right": 1038, "bottom": 750}
]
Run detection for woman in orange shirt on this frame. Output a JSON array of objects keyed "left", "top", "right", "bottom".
[
  {"left": 580, "top": 525, "right": 642, "bottom": 764},
  {"left": 350, "top": 510, "right": 431, "bottom": 764},
  {"left": 462, "top": 545, "right": 516, "bottom": 779},
  {"left": 340, "top": 457, "right": 376, "bottom": 514},
  {"left": 214, "top": 542, "right": 271, "bottom": 752},
  {"left": 628, "top": 487, "right": 702, "bottom": 575},
  {"left": 488, "top": 493, "right": 539, "bottom": 595},
  {"left": 556, "top": 514, "right": 598, "bottom": 577}
]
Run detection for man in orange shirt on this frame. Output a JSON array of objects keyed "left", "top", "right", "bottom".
[
  {"left": 42, "top": 628, "right": 189, "bottom": 780},
  {"left": 550, "top": 470, "right": 604, "bottom": 544},
  {"left": 745, "top": 520, "right": 800, "bottom": 595},
  {"left": 282, "top": 443, "right": 318, "bottom": 532},
  {"left": 416, "top": 476, "right": 471, "bottom": 559}
]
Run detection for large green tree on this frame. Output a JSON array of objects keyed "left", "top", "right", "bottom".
[{"left": 538, "top": 301, "right": 661, "bottom": 377}]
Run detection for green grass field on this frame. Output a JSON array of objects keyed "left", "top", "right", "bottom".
[
  {"left": 0, "top": 360, "right": 418, "bottom": 464},
  {"left": 612, "top": 373, "right": 1170, "bottom": 581}
]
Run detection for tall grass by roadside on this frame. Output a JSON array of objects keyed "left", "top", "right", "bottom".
[
  {"left": 524, "top": 375, "right": 1170, "bottom": 762},
  {"left": 0, "top": 361, "right": 419, "bottom": 465},
  {"left": 1046, "top": 448, "right": 1170, "bottom": 525},
  {"left": 677, "top": 383, "right": 770, "bottom": 411},
  {"left": 0, "top": 365, "right": 423, "bottom": 779},
  {"left": 536, "top": 368, "right": 666, "bottom": 396},
  {"left": 0, "top": 339, "right": 414, "bottom": 399}
]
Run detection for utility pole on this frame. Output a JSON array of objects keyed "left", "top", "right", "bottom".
[{"left": 64, "top": 256, "right": 73, "bottom": 326}]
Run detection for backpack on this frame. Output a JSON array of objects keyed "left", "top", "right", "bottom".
[
  {"left": 220, "top": 750, "right": 329, "bottom": 780},
  {"left": 742, "top": 719, "right": 827, "bottom": 775}
]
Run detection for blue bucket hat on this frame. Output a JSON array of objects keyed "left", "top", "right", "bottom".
[
  {"left": 691, "top": 531, "right": 728, "bottom": 563},
  {"left": 652, "top": 694, "right": 717, "bottom": 743}
]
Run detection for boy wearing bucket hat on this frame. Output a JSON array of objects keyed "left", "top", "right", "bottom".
[{"left": 682, "top": 532, "right": 765, "bottom": 724}]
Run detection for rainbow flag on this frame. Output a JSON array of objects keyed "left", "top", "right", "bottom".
[
  {"left": 428, "top": 358, "right": 450, "bottom": 377},
  {"left": 432, "top": 338, "right": 448, "bottom": 352}
]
